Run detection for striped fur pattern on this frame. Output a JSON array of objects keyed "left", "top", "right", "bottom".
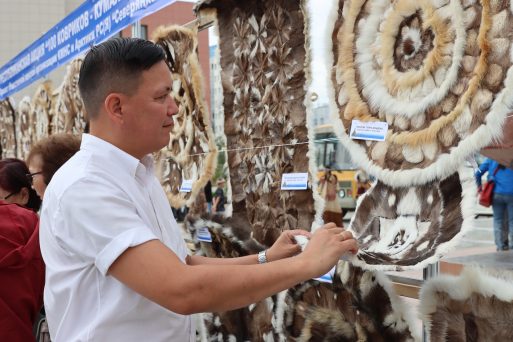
[
  {"left": 327, "top": 0, "right": 511, "bottom": 186},
  {"left": 153, "top": 25, "right": 218, "bottom": 209},
  {"left": 420, "top": 267, "right": 513, "bottom": 341},
  {"left": 0, "top": 98, "right": 16, "bottom": 158},
  {"left": 52, "top": 58, "right": 87, "bottom": 134},
  {"left": 195, "top": 0, "right": 315, "bottom": 246}
]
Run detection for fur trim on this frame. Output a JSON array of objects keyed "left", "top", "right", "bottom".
[
  {"left": 420, "top": 267, "right": 513, "bottom": 341},
  {"left": 347, "top": 166, "right": 477, "bottom": 270}
]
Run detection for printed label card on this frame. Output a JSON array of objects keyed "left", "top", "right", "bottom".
[
  {"left": 350, "top": 120, "right": 388, "bottom": 141},
  {"left": 281, "top": 173, "right": 308, "bottom": 190},
  {"left": 179, "top": 179, "right": 193, "bottom": 193}
]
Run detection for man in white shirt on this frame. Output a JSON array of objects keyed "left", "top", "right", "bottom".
[{"left": 40, "top": 37, "right": 358, "bottom": 341}]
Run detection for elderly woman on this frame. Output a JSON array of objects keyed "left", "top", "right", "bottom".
[
  {"left": 27, "top": 133, "right": 81, "bottom": 200},
  {"left": 0, "top": 158, "right": 43, "bottom": 341}
]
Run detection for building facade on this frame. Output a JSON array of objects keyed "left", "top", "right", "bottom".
[{"left": 0, "top": 1, "right": 210, "bottom": 111}]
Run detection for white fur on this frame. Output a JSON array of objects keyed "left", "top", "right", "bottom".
[
  {"left": 273, "top": 290, "right": 288, "bottom": 342},
  {"left": 346, "top": 167, "right": 477, "bottom": 271},
  {"left": 388, "top": 193, "right": 396, "bottom": 206},
  {"left": 397, "top": 188, "right": 421, "bottom": 215},
  {"left": 419, "top": 267, "right": 513, "bottom": 341},
  {"left": 354, "top": 0, "right": 465, "bottom": 118}
]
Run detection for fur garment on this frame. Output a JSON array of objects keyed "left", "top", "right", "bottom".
[
  {"left": 52, "top": 58, "right": 87, "bottom": 134},
  {"left": 0, "top": 99, "right": 16, "bottom": 158},
  {"left": 420, "top": 267, "right": 513, "bottom": 342},
  {"left": 195, "top": 0, "right": 315, "bottom": 246},
  {"left": 153, "top": 25, "right": 218, "bottom": 209},
  {"left": 327, "top": 0, "right": 511, "bottom": 187}
]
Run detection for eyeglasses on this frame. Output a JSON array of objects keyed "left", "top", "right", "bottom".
[
  {"left": 2, "top": 191, "right": 17, "bottom": 200},
  {"left": 26, "top": 171, "right": 43, "bottom": 184}
]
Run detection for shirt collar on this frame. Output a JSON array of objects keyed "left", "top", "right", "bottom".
[{"left": 80, "top": 134, "right": 155, "bottom": 180}]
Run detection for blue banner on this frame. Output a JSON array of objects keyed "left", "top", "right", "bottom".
[{"left": 0, "top": 0, "right": 176, "bottom": 100}]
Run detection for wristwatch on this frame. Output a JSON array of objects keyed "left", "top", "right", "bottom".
[{"left": 258, "top": 250, "right": 268, "bottom": 264}]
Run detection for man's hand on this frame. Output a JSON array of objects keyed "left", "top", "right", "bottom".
[
  {"left": 299, "top": 223, "right": 358, "bottom": 278},
  {"left": 266, "top": 229, "right": 312, "bottom": 262}
]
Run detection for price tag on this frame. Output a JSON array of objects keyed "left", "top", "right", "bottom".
[
  {"left": 197, "top": 227, "right": 212, "bottom": 242},
  {"left": 179, "top": 179, "right": 193, "bottom": 193},
  {"left": 314, "top": 266, "right": 335, "bottom": 283},
  {"left": 281, "top": 173, "right": 308, "bottom": 190},
  {"left": 350, "top": 120, "right": 388, "bottom": 141}
]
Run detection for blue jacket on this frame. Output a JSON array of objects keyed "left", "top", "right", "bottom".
[{"left": 475, "top": 158, "right": 513, "bottom": 196}]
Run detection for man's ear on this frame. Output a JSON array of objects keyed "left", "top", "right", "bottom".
[{"left": 104, "top": 93, "right": 124, "bottom": 124}]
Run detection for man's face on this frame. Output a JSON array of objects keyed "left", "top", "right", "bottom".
[{"left": 121, "top": 60, "right": 178, "bottom": 157}]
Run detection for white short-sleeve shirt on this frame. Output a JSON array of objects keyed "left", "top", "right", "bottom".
[{"left": 40, "top": 134, "right": 194, "bottom": 342}]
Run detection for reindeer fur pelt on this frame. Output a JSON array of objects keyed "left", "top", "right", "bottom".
[
  {"left": 14, "top": 96, "right": 34, "bottom": 160},
  {"left": 326, "top": 0, "right": 511, "bottom": 187},
  {"left": 420, "top": 267, "right": 513, "bottom": 342},
  {"left": 185, "top": 215, "right": 419, "bottom": 341},
  {"left": 152, "top": 25, "right": 218, "bottom": 209},
  {"left": 0, "top": 98, "right": 16, "bottom": 158},
  {"left": 348, "top": 167, "right": 476, "bottom": 270},
  {"left": 195, "top": 0, "right": 315, "bottom": 246},
  {"left": 53, "top": 58, "right": 87, "bottom": 134},
  {"left": 32, "top": 81, "right": 54, "bottom": 141}
]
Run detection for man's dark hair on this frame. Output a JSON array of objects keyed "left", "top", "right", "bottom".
[{"left": 78, "top": 37, "right": 166, "bottom": 118}]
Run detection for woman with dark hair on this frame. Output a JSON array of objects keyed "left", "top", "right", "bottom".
[
  {"left": 27, "top": 133, "right": 81, "bottom": 200},
  {"left": 0, "top": 158, "right": 41, "bottom": 212},
  {"left": 0, "top": 158, "right": 44, "bottom": 341}
]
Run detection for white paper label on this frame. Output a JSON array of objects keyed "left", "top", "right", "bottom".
[
  {"left": 314, "top": 266, "right": 335, "bottom": 283},
  {"left": 197, "top": 227, "right": 212, "bottom": 242},
  {"left": 179, "top": 179, "right": 193, "bottom": 193},
  {"left": 350, "top": 120, "right": 388, "bottom": 141},
  {"left": 281, "top": 173, "right": 308, "bottom": 190}
]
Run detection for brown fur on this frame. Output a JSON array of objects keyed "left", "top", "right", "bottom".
[
  {"left": 196, "top": 0, "right": 314, "bottom": 246},
  {"left": 152, "top": 25, "right": 218, "bottom": 209},
  {"left": 0, "top": 99, "right": 16, "bottom": 158}
]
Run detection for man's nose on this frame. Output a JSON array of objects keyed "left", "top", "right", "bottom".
[{"left": 168, "top": 97, "right": 179, "bottom": 116}]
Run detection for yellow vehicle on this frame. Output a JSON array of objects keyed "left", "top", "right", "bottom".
[{"left": 313, "top": 124, "right": 360, "bottom": 213}]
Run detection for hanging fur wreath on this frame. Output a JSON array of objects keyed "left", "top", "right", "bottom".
[
  {"left": 53, "top": 58, "right": 87, "bottom": 135},
  {"left": 153, "top": 25, "right": 218, "bottom": 209},
  {"left": 0, "top": 98, "right": 16, "bottom": 158},
  {"left": 328, "top": 0, "right": 510, "bottom": 187}
]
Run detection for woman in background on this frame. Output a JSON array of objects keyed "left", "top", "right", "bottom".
[
  {"left": 0, "top": 158, "right": 41, "bottom": 211},
  {"left": 27, "top": 134, "right": 81, "bottom": 200},
  {"left": 475, "top": 158, "right": 513, "bottom": 251},
  {"left": 0, "top": 159, "right": 43, "bottom": 341},
  {"left": 319, "top": 168, "right": 343, "bottom": 227}
]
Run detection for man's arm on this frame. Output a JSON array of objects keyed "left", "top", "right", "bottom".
[
  {"left": 109, "top": 225, "right": 356, "bottom": 315},
  {"left": 187, "top": 229, "right": 311, "bottom": 266}
]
